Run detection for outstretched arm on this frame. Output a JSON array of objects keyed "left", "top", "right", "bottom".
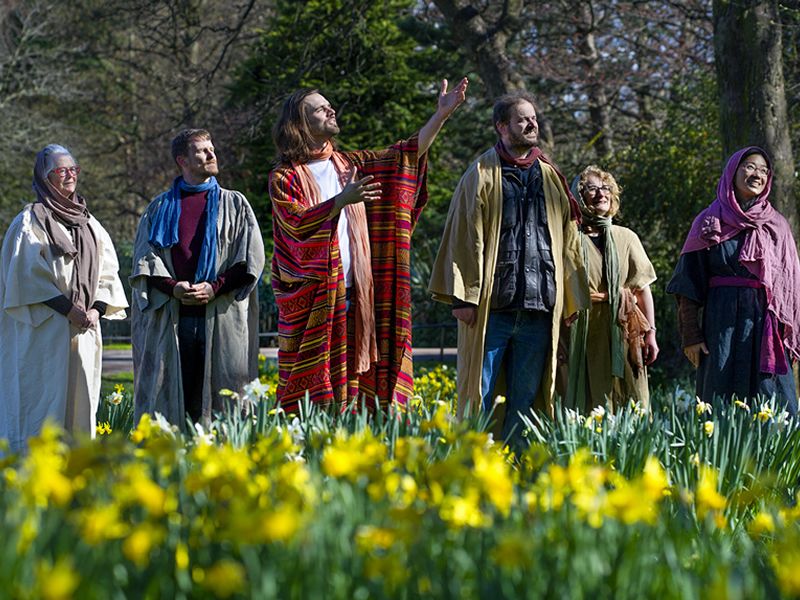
[{"left": 417, "top": 77, "right": 469, "bottom": 155}]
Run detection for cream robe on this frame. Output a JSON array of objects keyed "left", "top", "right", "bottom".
[
  {"left": 583, "top": 225, "right": 656, "bottom": 408},
  {"left": 131, "top": 188, "right": 265, "bottom": 427},
  {"left": 428, "top": 149, "right": 589, "bottom": 415},
  {"left": 0, "top": 206, "right": 128, "bottom": 453}
]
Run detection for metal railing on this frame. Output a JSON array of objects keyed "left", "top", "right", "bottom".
[{"left": 103, "top": 319, "right": 457, "bottom": 358}]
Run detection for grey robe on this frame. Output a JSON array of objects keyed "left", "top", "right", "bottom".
[{"left": 131, "top": 188, "right": 265, "bottom": 426}]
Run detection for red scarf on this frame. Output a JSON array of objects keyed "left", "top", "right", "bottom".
[{"left": 494, "top": 142, "right": 581, "bottom": 222}]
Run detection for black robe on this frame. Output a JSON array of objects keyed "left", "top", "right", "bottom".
[{"left": 667, "top": 232, "right": 797, "bottom": 413}]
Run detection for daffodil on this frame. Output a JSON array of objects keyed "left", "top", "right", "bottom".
[
  {"left": 755, "top": 403, "right": 774, "bottom": 424},
  {"left": 37, "top": 558, "right": 79, "bottom": 600},
  {"left": 696, "top": 399, "right": 712, "bottom": 416},
  {"left": 202, "top": 560, "right": 247, "bottom": 598},
  {"left": 749, "top": 511, "right": 775, "bottom": 536},
  {"left": 695, "top": 466, "right": 726, "bottom": 519}
]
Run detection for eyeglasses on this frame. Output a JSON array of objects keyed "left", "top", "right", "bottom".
[
  {"left": 50, "top": 166, "right": 81, "bottom": 179},
  {"left": 740, "top": 162, "right": 770, "bottom": 177},
  {"left": 584, "top": 184, "right": 611, "bottom": 195}
]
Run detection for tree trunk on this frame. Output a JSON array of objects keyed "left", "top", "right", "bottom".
[
  {"left": 713, "top": 0, "right": 796, "bottom": 230},
  {"left": 432, "top": 0, "right": 559, "bottom": 153},
  {"left": 432, "top": 0, "right": 525, "bottom": 98},
  {"left": 575, "top": 1, "right": 613, "bottom": 158}
]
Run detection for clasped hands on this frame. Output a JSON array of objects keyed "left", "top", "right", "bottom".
[
  {"left": 67, "top": 306, "right": 100, "bottom": 331},
  {"left": 173, "top": 281, "right": 215, "bottom": 305}
]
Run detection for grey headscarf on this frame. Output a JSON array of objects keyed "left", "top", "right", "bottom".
[{"left": 31, "top": 144, "right": 99, "bottom": 311}]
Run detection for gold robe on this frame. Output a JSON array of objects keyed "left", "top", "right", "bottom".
[{"left": 428, "top": 148, "right": 589, "bottom": 415}]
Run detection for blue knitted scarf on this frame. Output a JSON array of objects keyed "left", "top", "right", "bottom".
[{"left": 149, "top": 176, "right": 220, "bottom": 283}]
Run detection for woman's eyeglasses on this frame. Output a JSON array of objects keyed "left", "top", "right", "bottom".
[
  {"left": 740, "top": 162, "right": 770, "bottom": 177},
  {"left": 50, "top": 166, "right": 81, "bottom": 179},
  {"left": 584, "top": 184, "right": 611, "bottom": 195}
]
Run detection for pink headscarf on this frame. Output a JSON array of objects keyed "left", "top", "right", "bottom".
[{"left": 681, "top": 146, "right": 800, "bottom": 363}]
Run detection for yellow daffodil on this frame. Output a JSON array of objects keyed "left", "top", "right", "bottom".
[
  {"left": 202, "top": 560, "right": 247, "bottom": 599},
  {"left": 749, "top": 511, "right": 775, "bottom": 536},
  {"left": 37, "top": 558, "right": 80, "bottom": 600}
]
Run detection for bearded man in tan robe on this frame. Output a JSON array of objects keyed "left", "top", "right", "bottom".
[{"left": 429, "top": 92, "right": 589, "bottom": 445}]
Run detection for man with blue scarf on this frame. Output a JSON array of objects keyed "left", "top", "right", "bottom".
[{"left": 131, "top": 129, "right": 265, "bottom": 426}]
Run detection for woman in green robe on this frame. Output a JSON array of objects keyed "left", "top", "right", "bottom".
[{"left": 564, "top": 166, "right": 658, "bottom": 411}]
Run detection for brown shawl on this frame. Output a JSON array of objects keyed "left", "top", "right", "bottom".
[{"left": 31, "top": 148, "right": 99, "bottom": 311}]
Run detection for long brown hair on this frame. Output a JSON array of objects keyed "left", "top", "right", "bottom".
[{"left": 272, "top": 88, "right": 337, "bottom": 165}]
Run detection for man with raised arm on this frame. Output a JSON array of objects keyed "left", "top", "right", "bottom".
[
  {"left": 429, "top": 91, "right": 589, "bottom": 445},
  {"left": 270, "top": 78, "right": 468, "bottom": 411},
  {"left": 131, "top": 129, "right": 265, "bottom": 426}
]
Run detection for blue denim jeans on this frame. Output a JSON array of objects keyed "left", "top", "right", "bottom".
[{"left": 481, "top": 310, "right": 551, "bottom": 446}]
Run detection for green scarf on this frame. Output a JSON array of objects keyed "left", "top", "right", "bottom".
[{"left": 565, "top": 181, "right": 625, "bottom": 411}]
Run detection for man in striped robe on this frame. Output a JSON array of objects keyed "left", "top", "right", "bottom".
[{"left": 269, "top": 78, "right": 468, "bottom": 411}]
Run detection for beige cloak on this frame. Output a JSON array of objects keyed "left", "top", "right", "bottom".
[
  {"left": 583, "top": 225, "right": 656, "bottom": 408},
  {"left": 0, "top": 206, "right": 128, "bottom": 453},
  {"left": 428, "top": 149, "right": 589, "bottom": 415},
  {"left": 131, "top": 188, "right": 265, "bottom": 426}
]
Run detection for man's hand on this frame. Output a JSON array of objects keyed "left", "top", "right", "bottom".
[
  {"left": 452, "top": 306, "right": 477, "bottom": 327},
  {"left": 333, "top": 174, "right": 381, "bottom": 215},
  {"left": 418, "top": 77, "right": 469, "bottom": 155},
  {"left": 564, "top": 312, "right": 579, "bottom": 327},
  {"left": 643, "top": 329, "right": 659, "bottom": 365},
  {"left": 590, "top": 291, "right": 608, "bottom": 303},
  {"left": 173, "top": 281, "right": 193, "bottom": 301},
  {"left": 182, "top": 282, "right": 215, "bottom": 305},
  {"left": 683, "top": 341, "right": 708, "bottom": 369},
  {"left": 436, "top": 77, "right": 469, "bottom": 120}
]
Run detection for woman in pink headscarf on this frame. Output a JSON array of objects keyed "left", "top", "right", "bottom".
[{"left": 667, "top": 147, "right": 800, "bottom": 412}]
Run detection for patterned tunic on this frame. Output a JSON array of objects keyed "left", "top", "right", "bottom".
[{"left": 270, "top": 136, "right": 427, "bottom": 411}]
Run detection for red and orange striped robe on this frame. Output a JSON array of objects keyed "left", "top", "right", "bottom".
[{"left": 270, "top": 136, "right": 427, "bottom": 411}]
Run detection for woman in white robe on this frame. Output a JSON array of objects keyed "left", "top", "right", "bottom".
[{"left": 0, "top": 145, "right": 128, "bottom": 453}]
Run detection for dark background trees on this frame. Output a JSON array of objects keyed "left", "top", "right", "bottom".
[{"left": 2, "top": 0, "right": 798, "bottom": 386}]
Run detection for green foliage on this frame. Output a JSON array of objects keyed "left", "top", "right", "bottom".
[
  {"left": 7, "top": 379, "right": 800, "bottom": 598},
  {"left": 608, "top": 76, "right": 722, "bottom": 384}
]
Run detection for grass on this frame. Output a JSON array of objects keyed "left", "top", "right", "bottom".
[
  {"left": 103, "top": 342, "right": 132, "bottom": 350},
  {"left": 100, "top": 371, "right": 133, "bottom": 398}
]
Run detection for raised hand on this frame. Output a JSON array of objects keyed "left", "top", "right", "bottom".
[
  {"left": 419, "top": 76, "right": 469, "bottom": 155},
  {"left": 437, "top": 77, "right": 469, "bottom": 119}
]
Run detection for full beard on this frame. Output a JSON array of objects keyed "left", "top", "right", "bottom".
[{"left": 507, "top": 128, "right": 538, "bottom": 153}]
